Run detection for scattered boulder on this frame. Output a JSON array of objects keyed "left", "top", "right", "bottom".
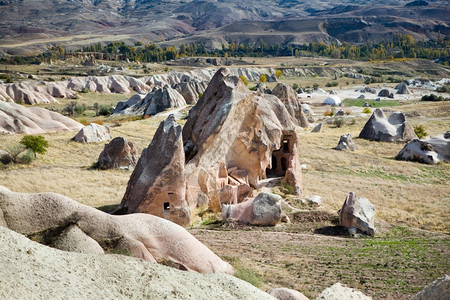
[
  {"left": 0, "top": 100, "right": 83, "bottom": 134},
  {"left": 221, "top": 192, "right": 282, "bottom": 226},
  {"left": 305, "top": 195, "right": 323, "bottom": 207},
  {"left": 272, "top": 82, "right": 309, "bottom": 128},
  {"left": 412, "top": 275, "right": 450, "bottom": 300},
  {"left": 378, "top": 89, "right": 390, "bottom": 97},
  {"left": 396, "top": 133, "right": 450, "bottom": 164},
  {"left": 0, "top": 185, "right": 232, "bottom": 274},
  {"left": 361, "top": 87, "right": 376, "bottom": 94},
  {"left": 301, "top": 103, "right": 314, "bottom": 115},
  {"left": 268, "top": 287, "right": 309, "bottom": 300},
  {"left": 119, "top": 115, "right": 190, "bottom": 226},
  {"left": 97, "top": 137, "right": 139, "bottom": 170},
  {"left": 323, "top": 95, "right": 342, "bottom": 106},
  {"left": 334, "top": 109, "right": 345, "bottom": 117},
  {"left": 254, "top": 82, "right": 271, "bottom": 94},
  {"left": 335, "top": 134, "right": 358, "bottom": 151},
  {"left": 339, "top": 192, "right": 376, "bottom": 236},
  {"left": 173, "top": 81, "right": 208, "bottom": 104},
  {"left": 311, "top": 123, "right": 323, "bottom": 133},
  {"left": 0, "top": 149, "right": 12, "bottom": 164},
  {"left": 72, "top": 123, "right": 112, "bottom": 143},
  {"left": 388, "top": 93, "right": 395, "bottom": 99},
  {"left": 315, "top": 283, "right": 372, "bottom": 300},
  {"left": 358, "top": 94, "right": 365, "bottom": 99},
  {"left": 0, "top": 226, "right": 274, "bottom": 300},
  {"left": 396, "top": 83, "right": 412, "bottom": 94},
  {"left": 359, "top": 108, "right": 417, "bottom": 142}
]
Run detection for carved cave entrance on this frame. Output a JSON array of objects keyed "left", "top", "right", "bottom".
[{"left": 266, "top": 135, "right": 293, "bottom": 178}]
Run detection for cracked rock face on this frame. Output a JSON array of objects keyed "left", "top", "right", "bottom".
[{"left": 339, "top": 192, "right": 376, "bottom": 236}]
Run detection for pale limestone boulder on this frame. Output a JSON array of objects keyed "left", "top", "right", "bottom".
[
  {"left": 119, "top": 115, "right": 190, "bottom": 226},
  {"left": 53, "top": 224, "right": 105, "bottom": 254},
  {"left": 72, "top": 123, "right": 112, "bottom": 143},
  {"left": 0, "top": 100, "right": 83, "bottom": 134},
  {"left": 268, "top": 288, "right": 309, "bottom": 300},
  {"left": 222, "top": 192, "right": 282, "bottom": 226},
  {"left": 396, "top": 133, "right": 450, "bottom": 164},
  {"left": 412, "top": 275, "right": 450, "bottom": 300},
  {"left": 0, "top": 185, "right": 232, "bottom": 274},
  {"left": 359, "top": 108, "right": 416, "bottom": 142},
  {"left": 97, "top": 137, "right": 139, "bottom": 170},
  {"left": 335, "top": 134, "right": 358, "bottom": 151},
  {"left": 315, "top": 283, "right": 372, "bottom": 300},
  {"left": 272, "top": 82, "right": 309, "bottom": 128},
  {"left": 339, "top": 192, "right": 376, "bottom": 236}
]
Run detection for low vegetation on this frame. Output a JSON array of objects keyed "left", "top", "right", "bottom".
[{"left": 342, "top": 99, "right": 400, "bottom": 107}]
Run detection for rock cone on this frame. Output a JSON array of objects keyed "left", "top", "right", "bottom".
[{"left": 97, "top": 137, "right": 139, "bottom": 170}]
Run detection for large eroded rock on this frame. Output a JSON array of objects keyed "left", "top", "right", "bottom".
[
  {"left": 119, "top": 114, "right": 191, "bottom": 226},
  {"left": 0, "top": 100, "right": 83, "bottom": 134},
  {"left": 272, "top": 82, "right": 309, "bottom": 128},
  {"left": 0, "top": 185, "right": 232, "bottom": 274},
  {"left": 359, "top": 108, "right": 416, "bottom": 142},
  {"left": 97, "top": 137, "right": 139, "bottom": 170},
  {"left": 396, "top": 133, "right": 450, "bottom": 164},
  {"left": 339, "top": 192, "right": 376, "bottom": 236},
  {"left": 72, "top": 123, "right": 112, "bottom": 143},
  {"left": 173, "top": 81, "right": 208, "bottom": 104},
  {"left": 412, "top": 275, "right": 450, "bottom": 300}
]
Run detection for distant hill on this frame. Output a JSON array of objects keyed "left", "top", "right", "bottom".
[{"left": 0, "top": 0, "right": 448, "bottom": 55}]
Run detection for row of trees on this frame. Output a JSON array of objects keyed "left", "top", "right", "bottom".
[{"left": 1, "top": 34, "right": 449, "bottom": 65}]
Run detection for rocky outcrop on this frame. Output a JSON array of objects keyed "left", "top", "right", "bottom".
[
  {"left": 378, "top": 89, "right": 390, "bottom": 97},
  {"left": 335, "top": 134, "right": 358, "bottom": 151},
  {"left": 97, "top": 137, "right": 139, "bottom": 170},
  {"left": 396, "top": 133, "right": 450, "bottom": 164},
  {"left": 173, "top": 81, "right": 208, "bottom": 104},
  {"left": 183, "top": 68, "right": 303, "bottom": 213},
  {"left": 221, "top": 192, "right": 282, "bottom": 226},
  {"left": 315, "top": 283, "right": 372, "bottom": 300},
  {"left": 339, "top": 192, "right": 376, "bottom": 236},
  {"left": 412, "top": 275, "right": 450, "bottom": 300},
  {"left": 272, "top": 82, "right": 309, "bottom": 128},
  {"left": 119, "top": 115, "right": 191, "bottom": 226},
  {"left": 0, "top": 226, "right": 274, "bottom": 299},
  {"left": 0, "top": 185, "right": 232, "bottom": 274},
  {"left": 359, "top": 108, "right": 417, "bottom": 142},
  {"left": 113, "top": 85, "right": 186, "bottom": 117},
  {"left": 268, "top": 287, "right": 309, "bottom": 300},
  {"left": 0, "top": 100, "right": 83, "bottom": 134},
  {"left": 72, "top": 123, "right": 112, "bottom": 143},
  {"left": 396, "top": 83, "right": 412, "bottom": 94},
  {"left": 67, "top": 75, "right": 151, "bottom": 94}
]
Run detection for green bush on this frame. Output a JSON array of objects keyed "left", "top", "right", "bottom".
[
  {"left": 20, "top": 135, "right": 49, "bottom": 155},
  {"left": 421, "top": 94, "right": 448, "bottom": 101},
  {"left": 239, "top": 75, "right": 248, "bottom": 86},
  {"left": 414, "top": 125, "right": 427, "bottom": 139},
  {"left": 234, "top": 267, "right": 263, "bottom": 288},
  {"left": 80, "top": 87, "right": 89, "bottom": 93},
  {"left": 20, "top": 149, "right": 36, "bottom": 164},
  {"left": 98, "top": 106, "right": 113, "bottom": 116},
  {"left": 325, "top": 81, "right": 338, "bottom": 87},
  {"left": 362, "top": 107, "right": 372, "bottom": 114},
  {"left": 333, "top": 117, "right": 345, "bottom": 128},
  {"left": 74, "top": 104, "right": 86, "bottom": 115}
]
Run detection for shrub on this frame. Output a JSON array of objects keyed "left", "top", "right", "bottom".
[
  {"left": 421, "top": 94, "right": 447, "bottom": 101},
  {"left": 20, "top": 135, "right": 49, "bottom": 155},
  {"left": 280, "top": 181, "right": 295, "bottom": 195},
  {"left": 74, "top": 104, "right": 86, "bottom": 115},
  {"left": 292, "top": 83, "right": 299, "bottom": 90},
  {"left": 80, "top": 87, "right": 89, "bottom": 93},
  {"left": 164, "top": 66, "right": 169, "bottom": 72},
  {"left": 259, "top": 74, "right": 267, "bottom": 83},
  {"left": 20, "top": 149, "right": 36, "bottom": 164},
  {"left": 28, "top": 74, "right": 33, "bottom": 79},
  {"left": 275, "top": 69, "right": 283, "bottom": 78},
  {"left": 362, "top": 107, "right": 372, "bottom": 114},
  {"left": 4, "top": 144, "right": 26, "bottom": 164},
  {"left": 239, "top": 75, "right": 248, "bottom": 86},
  {"left": 333, "top": 117, "right": 345, "bottom": 128},
  {"left": 345, "top": 109, "right": 352, "bottom": 115},
  {"left": 414, "top": 125, "right": 427, "bottom": 139},
  {"left": 313, "top": 83, "right": 319, "bottom": 89},
  {"left": 436, "top": 84, "right": 450, "bottom": 93},
  {"left": 325, "top": 81, "right": 338, "bottom": 87},
  {"left": 98, "top": 106, "right": 113, "bottom": 116},
  {"left": 234, "top": 267, "right": 263, "bottom": 288}
]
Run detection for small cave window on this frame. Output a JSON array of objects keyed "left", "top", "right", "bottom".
[
  {"left": 164, "top": 202, "right": 170, "bottom": 210},
  {"left": 272, "top": 155, "right": 277, "bottom": 170},
  {"left": 283, "top": 139, "right": 289, "bottom": 153},
  {"left": 281, "top": 157, "right": 287, "bottom": 171}
]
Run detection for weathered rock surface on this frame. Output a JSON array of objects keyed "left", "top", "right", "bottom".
[
  {"left": 339, "top": 192, "right": 376, "bottom": 236},
  {"left": 315, "top": 283, "right": 372, "bottom": 300},
  {"left": 397, "top": 133, "right": 450, "bottom": 164},
  {"left": 268, "top": 287, "right": 309, "bottom": 300},
  {"left": 412, "top": 275, "right": 450, "bottom": 300},
  {"left": 0, "top": 185, "right": 232, "bottom": 274},
  {"left": 396, "top": 83, "right": 412, "bottom": 94},
  {"left": 0, "top": 100, "right": 83, "bottom": 134},
  {"left": 311, "top": 123, "right": 323, "bottom": 133},
  {"left": 0, "top": 226, "right": 273, "bottom": 300},
  {"left": 183, "top": 68, "right": 303, "bottom": 213},
  {"left": 221, "top": 192, "right": 282, "bottom": 226},
  {"left": 72, "top": 123, "right": 112, "bottom": 143},
  {"left": 97, "top": 137, "right": 139, "bottom": 170},
  {"left": 335, "top": 134, "right": 358, "bottom": 151},
  {"left": 173, "top": 81, "right": 208, "bottom": 104},
  {"left": 305, "top": 195, "right": 323, "bottom": 207},
  {"left": 272, "top": 82, "right": 309, "bottom": 128},
  {"left": 359, "top": 108, "right": 416, "bottom": 142},
  {"left": 378, "top": 89, "right": 390, "bottom": 97},
  {"left": 119, "top": 115, "right": 191, "bottom": 226}
]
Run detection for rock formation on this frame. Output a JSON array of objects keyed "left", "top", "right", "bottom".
[
  {"left": 72, "top": 123, "right": 112, "bottom": 143},
  {"left": 378, "top": 89, "right": 390, "bottom": 97},
  {"left": 0, "top": 100, "right": 83, "bottom": 134},
  {"left": 221, "top": 192, "right": 282, "bottom": 226},
  {"left": 119, "top": 115, "right": 191, "bottom": 226},
  {"left": 359, "top": 108, "right": 416, "bottom": 142},
  {"left": 335, "top": 134, "right": 358, "bottom": 151},
  {"left": 339, "top": 192, "right": 376, "bottom": 236},
  {"left": 315, "top": 283, "right": 372, "bottom": 300},
  {"left": 268, "top": 288, "right": 309, "bottom": 300},
  {"left": 272, "top": 82, "right": 309, "bottom": 128},
  {"left": 396, "top": 83, "right": 412, "bottom": 94},
  {"left": 0, "top": 185, "right": 232, "bottom": 274},
  {"left": 396, "top": 133, "right": 450, "bottom": 164},
  {"left": 183, "top": 68, "right": 303, "bottom": 214},
  {"left": 173, "top": 81, "right": 208, "bottom": 104},
  {"left": 97, "top": 137, "right": 139, "bottom": 170},
  {"left": 113, "top": 85, "right": 186, "bottom": 117},
  {"left": 411, "top": 275, "right": 449, "bottom": 300}
]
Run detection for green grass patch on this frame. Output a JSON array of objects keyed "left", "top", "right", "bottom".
[{"left": 343, "top": 99, "right": 400, "bottom": 107}]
